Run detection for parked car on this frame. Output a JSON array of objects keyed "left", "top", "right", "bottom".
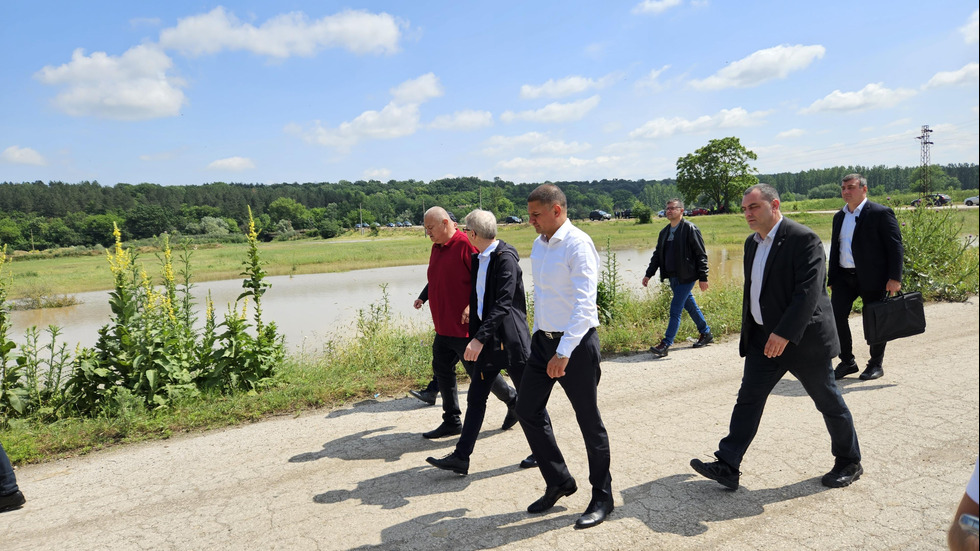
[
  {"left": 386, "top": 222, "right": 396, "bottom": 227},
  {"left": 589, "top": 210, "right": 612, "bottom": 221},
  {"left": 690, "top": 208, "right": 709, "bottom": 216},
  {"left": 657, "top": 209, "right": 666, "bottom": 218},
  {"left": 911, "top": 193, "right": 951, "bottom": 206},
  {"left": 965, "top": 196, "right": 979, "bottom": 206},
  {"left": 500, "top": 215, "right": 522, "bottom": 224}
]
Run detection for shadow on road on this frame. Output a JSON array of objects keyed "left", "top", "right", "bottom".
[
  {"left": 770, "top": 377, "right": 897, "bottom": 398},
  {"left": 288, "top": 427, "right": 457, "bottom": 463}
]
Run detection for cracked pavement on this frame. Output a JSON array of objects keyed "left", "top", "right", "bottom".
[{"left": 2, "top": 299, "right": 977, "bottom": 550}]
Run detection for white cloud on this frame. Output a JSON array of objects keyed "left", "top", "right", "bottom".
[
  {"left": 495, "top": 155, "right": 623, "bottom": 183},
  {"left": 629, "top": 107, "right": 769, "bottom": 139},
  {"left": 635, "top": 65, "right": 671, "bottom": 92},
  {"left": 776, "top": 128, "right": 805, "bottom": 139},
  {"left": 531, "top": 140, "right": 591, "bottom": 155},
  {"left": 482, "top": 132, "right": 548, "bottom": 156},
  {"left": 1, "top": 146, "right": 46, "bottom": 165},
  {"left": 520, "top": 75, "right": 615, "bottom": 99},
  {"left": 961, "top": 9, "right": 979, "bottom": 43},
  {"left": 501, "top": 95, "right": 600, "bottom": 123},
  {"left": 390, "top": 73, "right": 443, "bottom": 104},
  {"left": 363, "top": 168, "right": 391, "bottom": 180},
  {"left": 129, "top": 17, "right": 162, "bottom": 28},
  {"left": 801, "top": 83, "right": 916, "bottom": 113},
  {"left": 689, "top": 44, "right": 825, "bottom": 90},
  {"left": 428, "top": 110, "right": 493, "bottom": 130},
  {"left": 158, "top": 7, "right": 404, "bottom": 57},
  {"left": 34, "top": 45, "right": 186, "bottom": 120},
  {"left": 923, "top": 62, "right": 979, "bottom": 89},
  {"left": 632, "top": 0, "right": 683, "bottom": 15},
  {"left": 207, "top": 156, "right": 255, "bottom": 171}
]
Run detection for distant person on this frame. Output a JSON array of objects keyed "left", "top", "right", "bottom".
[
  {"left": 948, "top": 457, "right": 979, "bottom": 551},
  {"left": 828, "top": 173, "right": 904, "bottom": 381},
  {"left": 414, "top": 207, "right": 518, "bottom": 439},
  {"left": 690, "top": 184, "right": 862, "bottom": 491},
  {"left": 517, "top": 184, "right": 613, "bottom": 529},
  {"left": 426, "top": 209, "right": 536, "bottom": 475},
  {"left": 642, "top": 198, "right": 713, "bottom": 357},
  {"left": 0, "top": 441, "right": 26, "bottom": 513}
]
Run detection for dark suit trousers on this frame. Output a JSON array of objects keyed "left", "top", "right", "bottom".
[
  {"left": 716, "top": 324, "right": 861, "bottom": 470},
  {"left": 455, "top": 361, "right": 526, "bottom": 460},
  {"left": 432, "top": 334, "right": 516, "bottom": 425},
  {"left": 831, "top": 270, "right": 887, "bottom": 367},
  {"left": 516, "top": 329, "right": 612, "bottom": 501}
]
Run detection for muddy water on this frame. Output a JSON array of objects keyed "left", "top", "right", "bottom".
[{"left": 9, "top": 246, "right": 749, "bottom": 352}]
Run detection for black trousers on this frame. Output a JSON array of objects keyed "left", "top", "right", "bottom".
[
  {"left": 516, "top": 329, "right": 612, "bottom": 501},
  {"left": 831, "top": 269, "right": 887, "bottom": 367},
  {"left": 432, "top": 334, "right": 516, "bottom": 425},
  {"left": 455, "top": 360, "right": 526, "bottom": 460},
  {"left": 715, "top": 324, "right": 861, "bottom": 470}
]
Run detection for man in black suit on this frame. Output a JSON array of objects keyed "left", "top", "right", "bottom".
[
  {"left": 690, "top": 184, "right": 862, "bottom": 490},
  {"left": 828, "top": 173, "right": 904, "bottom": 381}
]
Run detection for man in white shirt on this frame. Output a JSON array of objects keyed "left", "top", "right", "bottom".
[{"left": 516, "top": 184, "right": 613, "bottom": 529}]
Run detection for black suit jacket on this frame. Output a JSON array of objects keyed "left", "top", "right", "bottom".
[
  {"left": 468, "top": 240, "right": 531, "bottom": 371},
  {"left": 739, "top": 217, "right": 840, "bottom": 364},
  {"left": 644, "top": 219, "right": 709, "bottom": 283},
  {"left": 827, "top": 201, "right": 903, "bottom": 291}
]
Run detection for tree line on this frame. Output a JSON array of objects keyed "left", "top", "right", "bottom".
[{"left": 0, "top": 162, "right": 976, "bottom": 252}]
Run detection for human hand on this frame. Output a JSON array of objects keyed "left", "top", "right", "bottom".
[
  {"left": 546, "top": 354, "right": 569, "bottom": 378},
  {"left": 885, "top": 279, "right": 902, "bottom": 295},
  {"left": 463, "top": 339, "right": 484, "bottom": 362},
  {"left": 413, "top": 299, "right": 423, "bottom": 309},
  {"left": 642, "top": 277, "right": 650, "bottom": 287},
  {"left": 764, "top": 333, "right": 789, "bottom": 358},
  {"left": 699, "top": 281, "right": 709, "bottom": 292}
]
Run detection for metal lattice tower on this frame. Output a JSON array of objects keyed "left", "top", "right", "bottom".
[{"left": 915, "top": 125, "right": 934, "bottom": 194}]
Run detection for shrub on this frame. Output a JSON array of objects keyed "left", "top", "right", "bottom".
[{"left": 898, "top": 205, "right": 979, "bottom": 301}]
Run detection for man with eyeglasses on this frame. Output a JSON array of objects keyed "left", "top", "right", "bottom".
[
  {"left": 643, "top": 198, "right": 713, "bottom": 358},
  {"left": 828, "top": 173, "right": 904, "bottom": 381}
]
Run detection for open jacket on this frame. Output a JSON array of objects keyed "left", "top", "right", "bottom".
[
  {"left": 644, "top": 219, "right": 709, "bottom": 284},
  {"left": 468, "top": 240, "right": 530, "bottom": 372},
  {"left": 827, "top": 200, "right": 903, "bottom": 291}
]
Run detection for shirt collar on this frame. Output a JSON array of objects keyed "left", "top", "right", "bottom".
[
  {"left": 843, "top": 198, "right": 868, "bottom": 215},
  {"left": 545, "top": 219, "right": 573, "bottom": 243},
  {"left": 479, "top": 240, "right": 499, "bottom": 259},
  {"left": 753, "top": 216, "right": 784, "bottom": 245}
]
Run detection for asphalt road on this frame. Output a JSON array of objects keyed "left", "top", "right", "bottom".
[{"left": 2, "top": 299, "right": 977, "bottom": 550}]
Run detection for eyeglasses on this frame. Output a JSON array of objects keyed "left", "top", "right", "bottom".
[{"left": 665, "top": 206, "right": 682, "bottom": 211}]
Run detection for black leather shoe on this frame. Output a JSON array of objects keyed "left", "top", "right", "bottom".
[
  {"left": 690, "top": 458, "right": 740, "bottom": 490},
  {"left": 0, "top": 490, "right": 26, "bottom": 513},
  {"left": 519, "top": 454, "right": 538, "bottom": 469},
  {"left": 692, "top": 332, "right": 714, "bottom": 348},
  {"left": 859, "top": 364, "right": 883, "bottom": 380},
  {"left": 409, "top": 389, "right": 437, "bottom": 405},
  {"left": 527, "top": 477, "right": 577, "bottom": 513},
  {"left": 426, "top": 452, "right": 469, "bottom": 475},
  {"left": 834, "top": 359, "right": 859, "bottom": 380},
  {"left": 501, "top": 402, "right": 519, "bottom": 430},
  {"left": 575, "top": 497, "right": 614, "bottom": 529},
  {"left": 822, "top": 461, "right": 863, "bottom": 488},
  {"left": 649, "top": 340, "right": 669, "bottom": 358},
  {"left": 422, "top": 422, "right": 461, "bottom": 439}
]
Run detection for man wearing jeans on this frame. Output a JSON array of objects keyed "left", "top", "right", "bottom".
[
  {"left": 1, "top": 441, "right": 26, "bottom": 513},
  {"left": 643, "top": 199, "right": 712, "bottom": 357}
]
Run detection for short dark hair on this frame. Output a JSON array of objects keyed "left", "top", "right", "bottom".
[
  {"left": 841, "top": 173, "right": 867, "bottom": 188},
  {"left": 527, "top": 184, "right": 567, "bottom": 209},
  {"left": 744, "top": 183, "right": 780, "bottom": 203}
]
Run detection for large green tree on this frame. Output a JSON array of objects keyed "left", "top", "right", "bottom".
[{"left": 676, "top": 137, "right": 758, "bottom": 213}]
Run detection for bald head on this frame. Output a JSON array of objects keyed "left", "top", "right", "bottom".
[{"left": 424, "top": 206, "right": 455, "bottom": 245}]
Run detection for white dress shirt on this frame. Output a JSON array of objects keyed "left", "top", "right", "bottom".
[
  {"left": 750, "top": 217, "right": 784, "bottom": 326},
  {"left": 475, "top": 240, "right": 499, "bottom": 319},
  {"left": 530, "top": 219, "right": 600, "bottom": 357},
  {"left": 838, "top": 198, "right": 867, "bottom": 269}
]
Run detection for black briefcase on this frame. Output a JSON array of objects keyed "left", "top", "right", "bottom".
[{"left": 862, "top": 292, "right": 926, "bottom": 345}]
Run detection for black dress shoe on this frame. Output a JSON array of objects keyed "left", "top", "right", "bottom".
[
  {"left": 426, "top": 452, "right": 469, "bottom": 475},
  {"left": 859, "top": 364, "right": 883, "bottom": 380},
  {"left": 690, "top": 458, "right": 740, "bottom": 490},
  {"left": 0, "top": 490, "right": 26, "bottom": 513},
  {"left": 575, "top": 497, "right": 614, "bottom": 529},
  {"left": 822, "top": 461, "right": 863, "bottom": 488},
  {"left": 501, "top": 402, "right": 519, "bottom": 430},
  {"left": 834, "top": 359, "right": 859, "bottom": 380},
  {"left": 409, "top": 389, "right": 437, "bottom": 405},
  {"left": 527, "top": 477, "right": 577, "bottom": 513},
  {"left": 422, "top": 422, "right": 462, "bottom": 439},
  {"left": 519, "top": 454, "right": 538, "bottom": 469},
  {"left": 692, "top": 332, "right": 714, "bottom": 348}
]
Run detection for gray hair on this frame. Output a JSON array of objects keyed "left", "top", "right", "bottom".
[
  {"left": 464, "top": 209, "right": 497, "bottom": 239},
  {"left": 666, "top": 198, "right": 684, "bottom": 209},
  {"left": 841, "top": 173, "right": 867, "bottom": 188},
  {"left": 744, "top": 183, "right": 780, "bottom": 203}
]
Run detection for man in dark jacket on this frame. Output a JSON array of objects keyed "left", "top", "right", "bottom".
[
  {"left": 426, "top": 209, "right": 534, "bottom": 475},
  {"left": 643, "top": 199, "right": 712, "bottom": 357},
  {"left": 828, "top": 173, "right": 904, "bottom": 381}
]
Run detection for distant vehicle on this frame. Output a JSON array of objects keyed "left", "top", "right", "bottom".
[
  {"left": 589, "top": 210, "right": 612, "bottom": 221},
  {"left": 965, "top": 196, "right": 979, "bottom": 206},
  {"left": 386, "top": 222, "right": 396, "bottom": 227},
  {"left": 500, "top": 215, "right": 522, "bottom": 224},
  {"left": 911, "top": 193, "right": 951, "bottom": 207},
  {"left": 657, "top": 209, "right": 666, "bottom": 218},
  {"left": 690, "top": 208, "right": 709, "bottom": 216},
  {"left": 354, "top": 223, "right": 364, "bottom": 228}
]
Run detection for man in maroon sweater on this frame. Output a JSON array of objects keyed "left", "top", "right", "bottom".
[{"left": 414, "top": 207, "right": 518, "bottom": 438}]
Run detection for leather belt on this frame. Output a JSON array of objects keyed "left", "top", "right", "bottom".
[{"left": 542, "top": 331, "right": 564, "bottom": 340}]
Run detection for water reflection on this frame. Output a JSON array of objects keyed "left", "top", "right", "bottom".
[{"left": 10, "top": 246, "right": 752, "bottom": 352}]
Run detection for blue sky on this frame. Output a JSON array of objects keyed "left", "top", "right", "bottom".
[{"left": 1, "top": 1, "right": 977, "bottom": 187}]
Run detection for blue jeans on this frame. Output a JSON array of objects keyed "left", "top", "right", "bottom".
[
  {"left": 0, "top": 441, "right": 19, "bottom": 496},
  {"left": 663, "top": 277, "right": 709, "bottom": 345}
]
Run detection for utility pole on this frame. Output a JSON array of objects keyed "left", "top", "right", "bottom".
[
  {"left": 359, "top": 203, "right": 363, "bottom": 234},
  {"left": 915, "top": 125, "right": 934, "bottom": 195}
]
